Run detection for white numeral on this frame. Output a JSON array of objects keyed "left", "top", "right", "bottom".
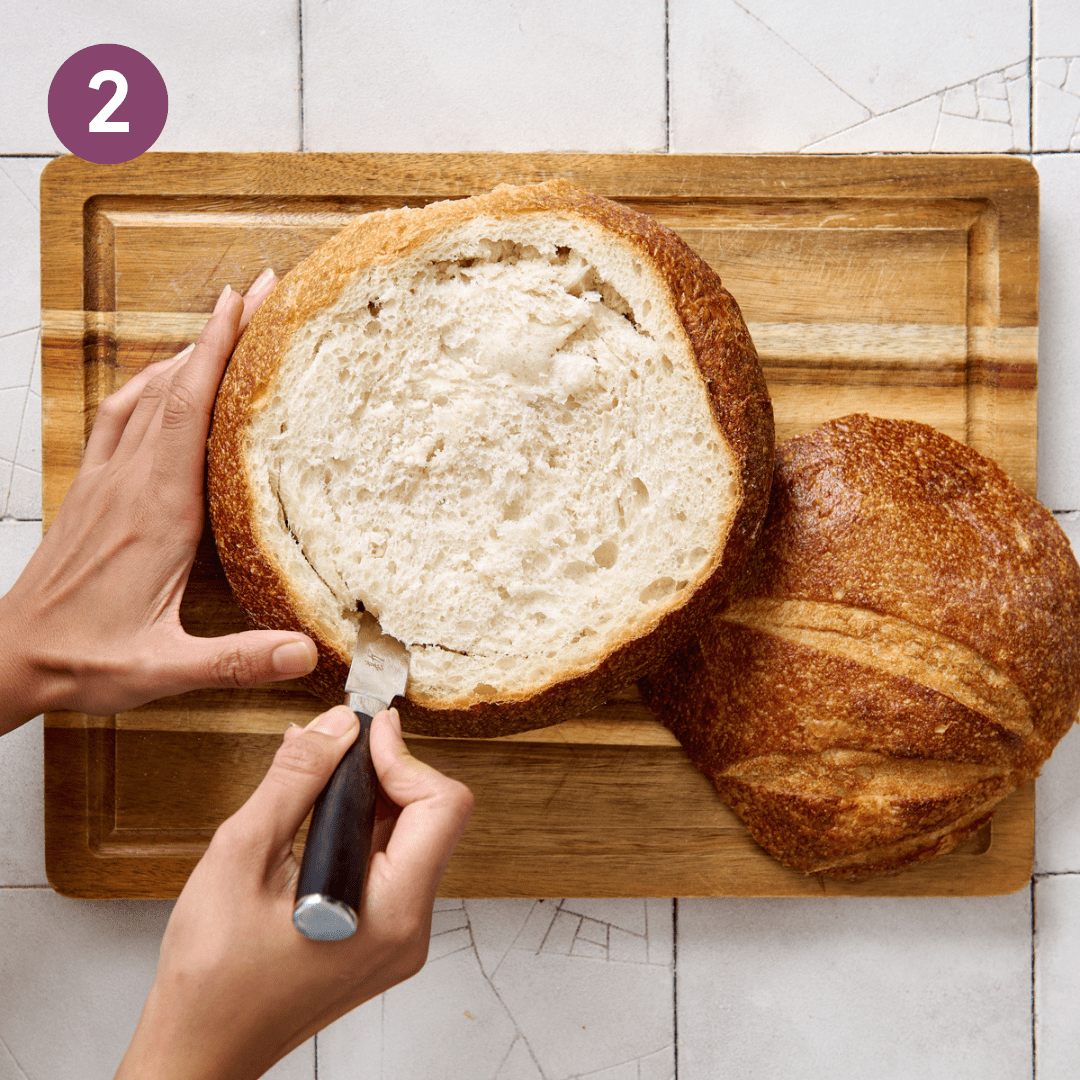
[{"left": 88, "top": 69, "right": 130, "bottom": 133}]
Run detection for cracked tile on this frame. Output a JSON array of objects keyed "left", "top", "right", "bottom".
[
  {"left": 979, "top": 94, "right": 1012, "bottom": 122},
  {"left": 934, "top": 110, "right": 1017, "bottom": 151},
  {"left": 0, "top": 386, "right": 25, "bottom": 463},
  {"left": 577, "top": 1063, "right": 636, "bottom": 1080},
  {"left": 576, "top": 919, "right": 609, "bottom": 948},
  {"left": 428, "top": 927, "right": 474, "bottom": 962},
  {"left": 6, "top": 464, "right": 42, "bottom": 522},
  {"left": 0, "top": 327, "right": 38, "bottom": 393},
  {"left": 721, "top": 0, "right": 1028, "bottom": 115},
  {"left": 492, "top": 951, "right": 671, "bottom": 1080},
  {"left": 318, "top": 899, "right": 675, "bottom": 1080},
  {"left": 513, "top": 899, "right": 560, "bottom": 954},
  {"left": 542, "top": 910, "right": 581, "bottom": 956},
  {"left": 609, "top": 927, "right": 649, "bottom": 965},
  {"left": 1038, "top": 56, "right": 1069, "bottom": 88},
  {"left": 638, "top": 1046, "right": 676, "bottom": 1080},
  {"left": 0, "top": 889, "right": 312, "bottom": 1079},
  {"left": 943, "top": 83, "right": 979, "bottom": 117},
  {"left": 1034, "top": 67, "right": 1080, "bottom": 149},
  {"left": 432, "top": 906, "right": 470, "bottom": 935},
  {"left": 562, "top": 899, "right": 647, "bottom": 936},
  {"left": 804, "top": 95, "right": 943, "bottom": 152},
  {"left": 570, "top": 936, "right": 608, "bottom": 960},
  {"left": 1066, "top": 58, "right": 1080, "bottom": 97},
  {"left": 976, "top": 71, "right": 1010, "bottom": 100},
  {"left": 496, "top": 1038, "right": 545, "bottom": 1080},
  {"left": 673, "top": 0, "right": 1029, "bottom": 151},
  {"left": 807, "top": 65, "right": 1029, "bottom": 152},
  {"left": 670, "top": 0, "right": 868, "bottom": 152},
  {"left": 1034, "top": 0, "right": 1080, "bottom": 147},
  {"left": 464, "top": 899, "right": 537, "bottom": 979}
]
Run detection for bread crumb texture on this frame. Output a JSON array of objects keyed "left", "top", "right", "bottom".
[
  {"left": 209, "top": 181, "right": 774, "bottom": 730},
  {"left": 642, "top": 414, "right": 1080, "bottom": 880}
]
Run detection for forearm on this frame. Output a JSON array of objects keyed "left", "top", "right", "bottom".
[{"left": 116, "top": 981, "right": 280, "bottom": 1080}]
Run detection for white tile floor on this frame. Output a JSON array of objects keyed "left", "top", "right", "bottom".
[{"left": 2, "top": 1, "right": 1080, "bottom": 1077}]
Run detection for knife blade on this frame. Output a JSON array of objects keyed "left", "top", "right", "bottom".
[{"left": 293, "top": 610, "right": 410, "bottom": 941}]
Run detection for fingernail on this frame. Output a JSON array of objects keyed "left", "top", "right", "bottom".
[
  {"left": 386, "top": 707, "right": 403, "bottom": 737},
  {"left": 172, "top": 343, "right": 194, "bottom": 362},
  {"left": 271, "top": 639, "right": 317, "bottom": 676},
  {"left": 249, "top": 267, "right": 275, "bottom": 293},
  {"left": 308, "top": 706, "right": 357, "bottom": 737},
  {"left": 213, "top": 284, "right": 233, "bottom": 313}
]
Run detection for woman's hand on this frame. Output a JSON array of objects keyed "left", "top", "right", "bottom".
[
  {"left": 115, "top": 706, "right": 474, "bottom": 1080},
  {"left": 0, "top": 272, "right": 319, "bottom": 734}
]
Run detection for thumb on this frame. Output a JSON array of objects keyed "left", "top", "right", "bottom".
[
  {"left": 168, "top": 630, "right": 319, "bottom": 693},
  {"left": 229, "top": 706, "right": 359, "bottom": 856}
]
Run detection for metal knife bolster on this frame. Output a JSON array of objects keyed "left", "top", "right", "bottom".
[{"left": 345, "top": 689, "right": 393, "bottom": 718}]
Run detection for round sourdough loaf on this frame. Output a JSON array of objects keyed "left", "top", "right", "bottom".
[
  {"left": 642, "top": 414, "right": 1080, "bottom": 879},
  {"left": 208, "top": 180, "right": 774, "bottom": 736}
]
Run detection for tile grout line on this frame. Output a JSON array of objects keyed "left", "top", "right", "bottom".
[
  {"left": 672, "top": 897, "right": 678, "bottom": 1079},
  {"left": 1031, "top": 876, "right": 1037, "bottom": 1080},
  {"left": 1, "top": 385, "right": 29, "bottom": 519},
  {"left": 664, "top": 0, "right": 671, "bottom": 154},
  {"left": 298, "top": 0, "right": 306, "bottom": 153},
  {"left": 1029, "top": 0, "right": 1035, "bottom": 152}
]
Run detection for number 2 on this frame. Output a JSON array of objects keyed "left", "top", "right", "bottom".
[{"left": 88, "top": 69, "right": 130, "bottom": 133}]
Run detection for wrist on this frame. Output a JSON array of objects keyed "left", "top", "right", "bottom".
[
  {"left": 0, "top": 589, "right": 47, "bottom": 735},
  {"left": 115, "top": 978, "right": 275, "bottom": 1080}
]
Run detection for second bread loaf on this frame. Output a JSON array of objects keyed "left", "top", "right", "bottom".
[{"left": 642, "top": 414, "right": 1080, "bottom": 879}]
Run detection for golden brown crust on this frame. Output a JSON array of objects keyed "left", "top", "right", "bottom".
[
  {"left": 641, "top": 414, "right": 1080, "bottom": 879},
  {"left": 208, "top": 180, "right": 774, "bottom": 736}
]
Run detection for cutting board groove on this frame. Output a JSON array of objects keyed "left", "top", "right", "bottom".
[{"left": 41, "top": 153, "right": 1038, "bottom": 898}]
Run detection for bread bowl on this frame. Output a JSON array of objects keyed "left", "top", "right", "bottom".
[
  {"left": 207, "top": 180, "right": 774, "bottom": 736},
  {"left": 641, "top": 414, "right": 1080, "bottom": 879}
]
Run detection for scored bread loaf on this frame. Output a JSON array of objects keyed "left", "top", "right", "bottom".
[
  {"left": 208, "top": 179, "right": 774, "bottom": 736},
  {"left": 641, "top": 414, "right": 1080, "bottom": 879}
]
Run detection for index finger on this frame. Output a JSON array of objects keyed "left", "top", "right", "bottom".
[{"left": 150, "top": 285, "right": 244, "bottom": 496}]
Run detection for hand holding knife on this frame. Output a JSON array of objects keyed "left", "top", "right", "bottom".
[{"left": 293, "top": 611, "right": 410, "bottom": 941}]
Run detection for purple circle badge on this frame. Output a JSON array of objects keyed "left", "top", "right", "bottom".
[{"left": 48, "top": 45, "right": 168, "bottom": 165}]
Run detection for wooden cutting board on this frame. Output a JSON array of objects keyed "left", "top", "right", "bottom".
[{"left": 40, "top": 153, "right": 1039, "bottom": 899}]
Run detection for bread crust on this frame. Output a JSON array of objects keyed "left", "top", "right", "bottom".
[
  {"left": 641, "top": 414, "right": 1080, "bottom": 879},
  {"left": 208, "top": 180, "right": 774, "bottom": 736}
]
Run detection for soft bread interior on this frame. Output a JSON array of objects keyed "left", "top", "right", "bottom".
[{"left": 246, "top": 211, "right": 739, "bottom": 706}]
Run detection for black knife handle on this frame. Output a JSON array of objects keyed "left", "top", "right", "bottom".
[{"left": 292, "top": 710, "right": 377, "bottom": 941}]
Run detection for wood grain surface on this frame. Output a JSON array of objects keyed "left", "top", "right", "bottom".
[{"left": 40, "top": 153, "right": 1039, "bottom": 899}]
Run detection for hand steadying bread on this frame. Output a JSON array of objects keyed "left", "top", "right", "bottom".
[
  {"left": 642, "top": 414, "right": 1080, "bottom": 880},
  {"left": 208, "top": 180, "right": 774, "bottom": 736}
]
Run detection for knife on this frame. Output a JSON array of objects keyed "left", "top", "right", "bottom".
[{"left": 292, "top": 610, "right": 410, "bottom": 941}]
